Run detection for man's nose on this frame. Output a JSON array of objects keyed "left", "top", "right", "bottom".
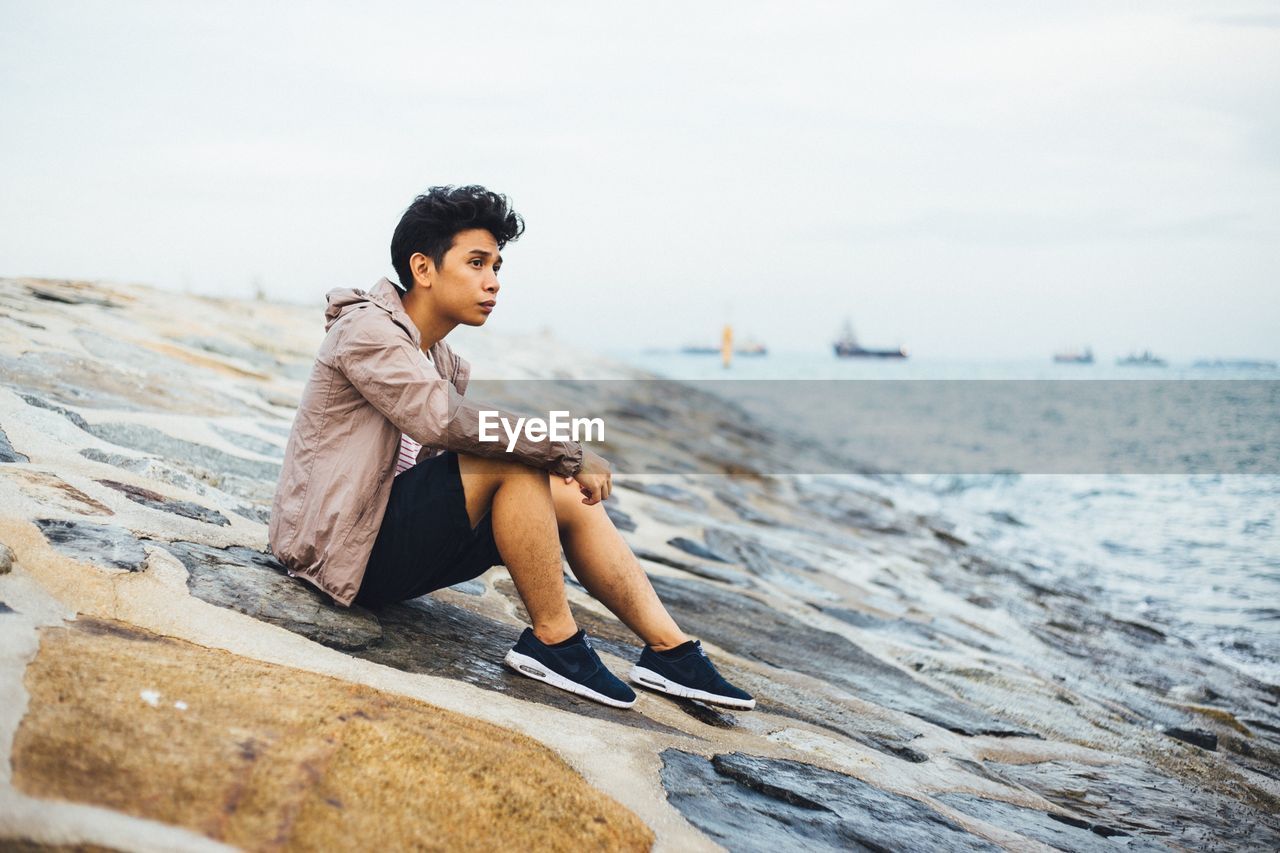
[{"left": 485, "top": 272, "right": 500, "bottom": 294}]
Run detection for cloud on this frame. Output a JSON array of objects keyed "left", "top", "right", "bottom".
[{"left": 1, "top": 2, "right": 1277, "bottom": 358}]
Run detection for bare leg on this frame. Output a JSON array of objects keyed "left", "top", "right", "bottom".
[
  {"left": 456, "top": 454, "right": 577, "bottom": 645},
  {"left": 550, "top": 475, "right": 690, "bottom": 652}
]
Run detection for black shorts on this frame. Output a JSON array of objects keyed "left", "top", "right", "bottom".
[{"left": 355, "top": 451, "right": 503, "bottom": 608}]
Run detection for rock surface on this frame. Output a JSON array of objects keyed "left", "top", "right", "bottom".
[
  {"left": 2, "top": 277, "right": 1278, "bottom": 850},
  {"left": 97, "top": 480, "right": 229, "bottom": 526},
  {"left": 85, "top": 422, "right": 280, "bottom": 495},
  {"left": 0, "top": 425, "right": 27, "bottom": 463},
  {"left": 162, "top": 540, "right": 383, "bottom": 651},
  {"left": 660, "top": 749, "right": 1000, "bottom": 852},
  {"left": 647, "top": 573, "right": 1033, "bottom": 737},
  {"left": 933, "top": 793, "right": 1162, "bottom": 852},
  {"left": 6, "top": 471, "right": 112, "bottom": 516},
  {"left": 11, "top": 617, "right": 653, "bottom": 851},
  {"left": 34, "top": 519, "right": 147, "bottom": 572},
  {"left": 991, "top": 757, "right": 1280, "bottom": 849}
]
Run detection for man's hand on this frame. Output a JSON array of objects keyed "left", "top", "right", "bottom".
[{"left": 565, "top": 449, "right": 611, "bottom": 505}]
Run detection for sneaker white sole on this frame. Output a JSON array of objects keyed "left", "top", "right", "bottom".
[
  {"left": 629, "top": 665, "right": 757, "bottom": 710},
  {"left": 504, "top": 650, "right": 636, "bottom": 709}
]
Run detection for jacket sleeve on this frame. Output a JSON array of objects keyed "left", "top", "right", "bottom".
[
  {"left": 448, "top": 344, "right": 471, "bottom": 396},
  {"left": 334, "top": 311, "right": 583, "bottom": 477}
]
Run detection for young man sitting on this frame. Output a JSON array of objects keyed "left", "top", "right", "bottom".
[{"left": 269, "top": 185, "right": 754, "bottom": 710}]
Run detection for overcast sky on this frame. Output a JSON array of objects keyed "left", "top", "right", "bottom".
[{"left": 2, "top": 1, "right": 1278, "bottom": 359}]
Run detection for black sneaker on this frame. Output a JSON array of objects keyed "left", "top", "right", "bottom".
[
  {"left": 630, "top": 639, "right": 756, "bottom": 709},
  {"left": 504, "top": 628, "right": 637, "bottom": 708}
]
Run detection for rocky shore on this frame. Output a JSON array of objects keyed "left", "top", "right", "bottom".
[{"left": 1, "top": 277, "right": 1278, "bottom": 851}]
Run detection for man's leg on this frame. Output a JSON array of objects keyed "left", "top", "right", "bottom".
[
  {"left": 456, "top": 454, "right": 577, "bottom": 645},
  {"left": 549, "top": 474, "right": 754, "bottom": 709},
  {"left": 549, "top": 475, "right": 690, "bottom": 652},
  {"left": 456, "top": 454, "right": 752, "bottom": 709},
  {"left": 456, "top": 453, "right": 688, "bottom": 652}
]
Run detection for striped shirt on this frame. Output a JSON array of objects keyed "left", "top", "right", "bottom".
[{"left": 394, "top": 350, "right": 437, "bottom": 477}]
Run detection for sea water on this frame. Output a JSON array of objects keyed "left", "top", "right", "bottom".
[{"left": 613, "top": 350, "right": 1280, "bottom": 684}]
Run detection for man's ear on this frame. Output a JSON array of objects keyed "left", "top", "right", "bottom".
[{"left": 410, "top": 252, "right": 435, "bottom": 289}]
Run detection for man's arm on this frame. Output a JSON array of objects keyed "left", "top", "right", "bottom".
[
  {"left": 335, "top": 312, "right": 583, "bottom": 477},
  {"left": 439, "top": 339, "right": 470, "bottom": 396},
  {"left": 441, "top": 341, "right": 611, "bottom": 502}
]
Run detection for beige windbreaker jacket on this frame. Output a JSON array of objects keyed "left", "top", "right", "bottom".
[{"left": 268, "top": 277, "right": 584, "bottom": 606}]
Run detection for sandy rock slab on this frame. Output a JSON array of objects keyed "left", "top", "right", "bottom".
[{"left": 10, "top": 617, "right": 653, "bottom": 852}]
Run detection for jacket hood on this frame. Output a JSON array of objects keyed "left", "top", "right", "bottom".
[{"left": 324, "top": 278, "right": 416, "bottom": 341}]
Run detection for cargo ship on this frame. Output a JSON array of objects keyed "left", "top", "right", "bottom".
[
  {"left": 832, "top": 320, "right": 907, "bottom": 359},
  {"left": 1053, "top": 347, "right": 1094, "bottom": 364},
  {"left": 1117, "top": 350, "right": 1167, "bottom": 367}
]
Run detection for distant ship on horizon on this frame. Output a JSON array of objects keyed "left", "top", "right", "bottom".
[
  {"left": 1117, "top": 350, "right": 1167, "bottom": 367},
  {"left": 833, "top": 319, "right": 907, "bottom": 359},
  {"left": 1053, "top": 346, "right": 1094, "bottom": 364}
]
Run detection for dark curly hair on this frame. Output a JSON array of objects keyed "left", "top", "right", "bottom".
[{"left": 390, "top": 185, "right": 525, "bottom": 290}]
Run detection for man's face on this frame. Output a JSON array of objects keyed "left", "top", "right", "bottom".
[{"left": 423, "top": 228, "right": 502, "bottom": 326}]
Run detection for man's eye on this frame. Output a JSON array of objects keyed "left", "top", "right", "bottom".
[{"left": 470, "top": 259, "right": 483, "bottom": 267}]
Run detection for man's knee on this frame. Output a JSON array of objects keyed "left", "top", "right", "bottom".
[{"left": 551, "top": 474, "right": 607, "bottom": 528}]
